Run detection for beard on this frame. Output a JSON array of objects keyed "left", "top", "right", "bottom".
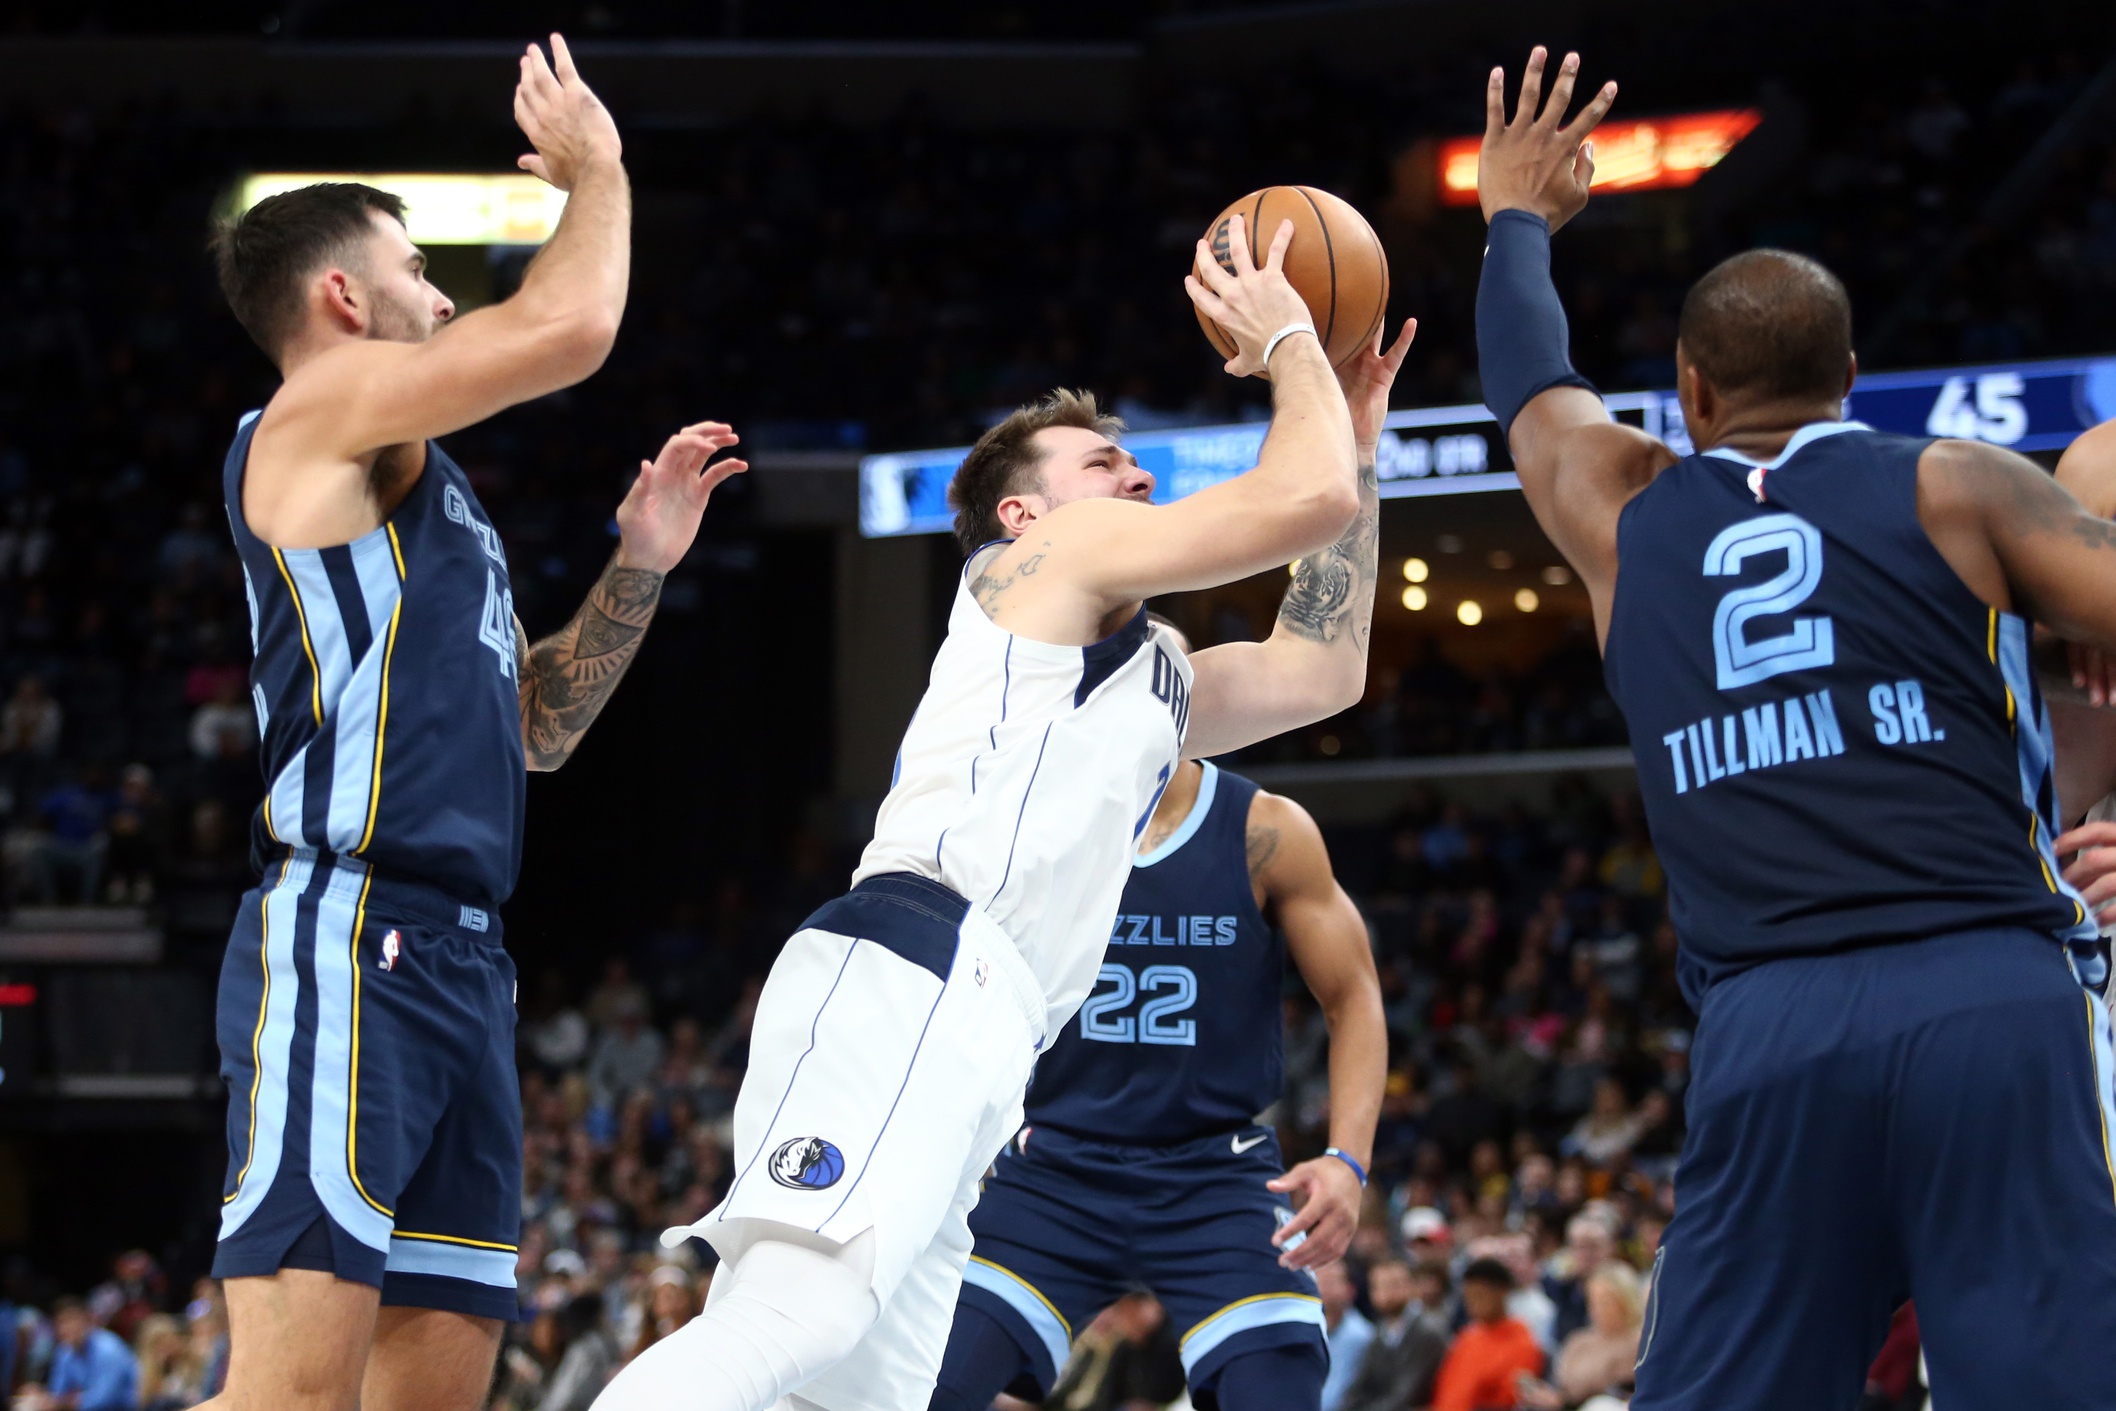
[{"left": 365, "top": 287, "right": 435, "bottom": 344}]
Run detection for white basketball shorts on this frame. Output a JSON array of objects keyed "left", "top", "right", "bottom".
[{"left": 661, "top": 871, "right": 1046, "bottom": 1411}]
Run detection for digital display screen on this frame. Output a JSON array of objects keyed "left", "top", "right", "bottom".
[
  {"left": 237, "top": 173, "right": 569, "bottom": 246},
  {"left": 1438, "top": 109, "right": 1762, "bottom": 206},
  {"left": 857, "top": 353, "right": 2116, "bottom": 537}
]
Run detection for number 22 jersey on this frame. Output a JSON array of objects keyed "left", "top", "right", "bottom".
[
  {"left": 1603, "top": 420, "right": 2093, "bottom": 1005},
  {"left": 222, "top": 411, "right": 526, "bottom": 909}
]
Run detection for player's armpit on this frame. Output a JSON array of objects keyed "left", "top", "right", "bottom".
[{"left": 1508, "top": 387, "right": 1672, "bottom": 635}]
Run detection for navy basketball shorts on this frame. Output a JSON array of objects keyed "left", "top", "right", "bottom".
[
  {"left": 212, "top": 849, "right": 521, "bottom": 1321},
  {"left": 958, "top": 1123, "right": 1326, "bottom": 1397},
  {"left": 1633, "top": 927, "right": 2116, "bottom": 1411}
]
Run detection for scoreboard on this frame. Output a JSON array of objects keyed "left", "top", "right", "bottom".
[{"left": 858, "top": 352, "right": 2116, "bottom": 538}]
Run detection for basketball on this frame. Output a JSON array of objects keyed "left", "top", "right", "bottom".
[{"left": 1195, "top": 186, "right": 1390, "bottom": 370}]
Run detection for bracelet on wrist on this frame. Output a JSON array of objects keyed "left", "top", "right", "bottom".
[
  {"left": 1324, "top": 1147, "right": 1368, "bottom": 1187},
  {"left": 1261, "top": 320, "right": 1318, "bottom": 367}
]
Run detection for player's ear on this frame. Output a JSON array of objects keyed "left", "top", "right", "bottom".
[
  {"left": 319, "top": 267, "right": 365, "bottom": 335},
  {"left": 995, "top": 491, "right": 1046, "bottom": 538},
  {"left": 1841, "top": 352, "right": 1858, "bottom": 400}
]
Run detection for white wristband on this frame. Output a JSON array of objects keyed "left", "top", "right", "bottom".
[{"left": 1261, "top": 320, "right": 1318, "bottom": 367}]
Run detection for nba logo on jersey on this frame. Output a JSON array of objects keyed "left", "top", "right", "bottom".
[
  {"left": 380, "top": 930, "right": 402, "bottom": 972},
  {"left": 769, "top": 1137, "right": 846, "bottom": 1190}
]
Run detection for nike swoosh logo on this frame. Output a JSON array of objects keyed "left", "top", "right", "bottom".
[{"left": 1231, "top": 1133, "right": 1269, "bottom": 1154}]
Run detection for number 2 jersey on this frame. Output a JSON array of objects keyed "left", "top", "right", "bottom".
[
  {"left": 222, "top": 411, "right": 525, "bottom": 909},
  {"left": 1604, "top": 420, "right": 2093, "bottom": 1006},
  {"left": 855, "top": 541, "right": 1194, "bottom": 1031}
]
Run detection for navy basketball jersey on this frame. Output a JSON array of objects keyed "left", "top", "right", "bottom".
[
  {"left": 1024, "top": 763, "right": 1285, "bottom": 1144},
  {"left": 223, "top": 412, "right": 525, "bottom": 908},
  {"left": 1604, "top": 420, "right": 2093, "bottom": 1002}
]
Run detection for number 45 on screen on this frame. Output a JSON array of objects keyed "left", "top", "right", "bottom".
[{"left": 1924, "top": 373, "right": 2026, "bottom": 446}]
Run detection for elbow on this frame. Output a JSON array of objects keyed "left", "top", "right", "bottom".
[
  {"left": 1321, "top": 666, "right": 1367, "bottom": 717},
  {"left": 549, "top": 308, "right": 620, "bottom": 383},
  {"left": 1288, "top": 482, "right": 1361, "bottom": 553}
]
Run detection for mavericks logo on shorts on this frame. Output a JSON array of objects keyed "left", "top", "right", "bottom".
[{"left": 768, "top": 1136, "right": 846, "bottom": 1191}]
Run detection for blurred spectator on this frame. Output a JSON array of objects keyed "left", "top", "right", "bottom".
[
  {"left": 1046, "top": 1292, "right": 1184, "bottom": 1411},
  {"left": 23, "top": 1298, "right": 137, "bottom": 1411},
  {"left": 1316, "top": 1260, "right": 1372, "bottom": 1411},
  {"left": 100, "top": 765, "right": 167, "bottom": 905},
  {"left": 29, "top": 769, "right": 115, "bottom": 905},
  {"left": 624, "top": 1265, "right": 699, "bottom": 1363},
  {"left": 1430, "top": 1258, "right": 1544, "bottom": 1411},
  {"left": 537, "top": 1293, "right": 620, "bottom": 1411},
  {"left": 586, "top": 960, "right": 650, "bottom": 1032},
  {"left": 1519, "top": 1262, "right": 1645, "bottom": 1408},
  {"left": 131, "top": 1313, "right": 199, "bottom": 1411},
  {"left": 587, "top": 994, "right": 664, "bottom": 1108},
  {"left": 1544, "top": 1209, "right": 1622, "bottom": 1346},
  {"left": 1336, "top": 1257, "right": 1447, "bottom": 1411},
  {"left": 186, "top": 680, "right": 254, "bottom": 763},
  {"left": 0, "top": 678, "right": 61, "bottom": 758}
]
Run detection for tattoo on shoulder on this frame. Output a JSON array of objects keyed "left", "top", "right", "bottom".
[
  {"left": 969, "top": 543, "right": 1048, "bottom": 610},
  {"left": 1246, "top": 819, "right": 1282, "bottom": 876}
]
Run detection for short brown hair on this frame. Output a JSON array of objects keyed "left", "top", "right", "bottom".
[
  {"left": 211, "top": 182, "right": 407, "bottom": 361},
  {"left": 948, "top": 389, "right": 1123, "bottom": 557},
  {"left": 1677, "top": 249, "right": 1853, "bottom": 404}
]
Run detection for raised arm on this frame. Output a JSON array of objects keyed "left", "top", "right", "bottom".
[
  {"left": 276, "top": 35, "right": 630, "bottom": 458},
  {"left": 517, "top": 422, "right": 746, "bottom": 770},
  {"left": 1475, "top": 49, "right": 1674, "bottom": 644},
  {"left": 1180, "top": 320, "right": 1413, "bottom": 759},
  {"left": 1254, "top": 790, "right": 1385, "bottom": 1270}
]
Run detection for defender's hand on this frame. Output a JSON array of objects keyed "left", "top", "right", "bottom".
[
  {"left": 1478, "top": 47, "right": 1617, "bottom": 232},
  {"left": 1186, "top": 214, "right": 1318, "bottom": 379},
  {"left": 1338, "top": 320, "right": 1419, "bottom": 456},
  {"left": 515, "top": 33, "right": 622, "bottom": 191},
  {"left": 614, "top": 422, "right": 747, "bottom": 575},
  {"left": 2056, "top": 820, "right": 2116, "bottom": 927},
  {"left": 1268, "top": 1156, "right": 1363, "bottom": 1270},
  {"left": 2073, "top": 641, "right": 2116, "bottom": 708}
]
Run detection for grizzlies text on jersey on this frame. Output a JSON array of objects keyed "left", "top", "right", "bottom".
[
  {"left": 1028, "top": 762, "right": 1285, "bottom": 1144},
  {"left": 1603, "top": 420, "right": 2093, "bottom": 1001},
  {"left": 223, "top": 411, "right": 526, "bottom": 908}
]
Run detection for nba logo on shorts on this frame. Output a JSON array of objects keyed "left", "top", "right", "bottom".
[
  {"left": 769, "top": 1136, "right": 846, "bottom": 1190},
  {"left": 974, "top": 958, "right": 990, "bottom": 987},
  {"left": 381, "top": 930, "right": 402, "bottom": 972}
]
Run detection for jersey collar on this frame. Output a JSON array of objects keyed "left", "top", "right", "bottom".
[
  {"left": 1701, "top": 419, "right": 1870, "bottom": 502},
  {"left": 1134, "top": 762, "right": 1218, "bottom": 868}
]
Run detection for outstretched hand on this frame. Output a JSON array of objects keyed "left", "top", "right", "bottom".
[
  {"left": 614, "top": 422, "right": 747, "bottom": 575},
  {"left": 1185, "top": 214, "right": 1318, "bottom": 379},
  {"left": 1478, "top": 46, "right": 1618, "bottom": 232},
  {"left": 515, "top": 33, "right": 622, "bottom": 190},
  {"left": 1337, "top": 320, "right": 1418, "bottom": 453}
]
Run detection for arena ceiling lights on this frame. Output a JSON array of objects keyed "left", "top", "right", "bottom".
[
  {"left": 1437, "top": 109, "right": 1763, "bottom": 205},
  {"left": 235, "top": 174, "right": 569, "bottom": 245}
]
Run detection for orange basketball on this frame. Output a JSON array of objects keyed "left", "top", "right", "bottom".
[{"left": 1195, "top": 186, "right": 1390, "bottom": 371}]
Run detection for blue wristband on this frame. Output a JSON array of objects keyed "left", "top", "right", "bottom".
[
  {"left": 1324, "top": 1147, "right": 1368, "bottom": 1187},
  {"left": 1475, "top": 208, "right": 1598, "bottom": 436}
]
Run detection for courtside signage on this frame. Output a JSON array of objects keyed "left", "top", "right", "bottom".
[{"left": 858, "top": 354, "right": 2116, "bottom": 538}]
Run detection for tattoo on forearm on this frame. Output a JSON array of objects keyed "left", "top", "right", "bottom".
[
  {"left": 1278, "top": 461, "right": 1379, "bottom": 648},
  {"left": 969, "top": 544, "right": 1047, "bottom": 611},
  {"left": 519, "top": 557, "right": 665, "bottom": 770}
]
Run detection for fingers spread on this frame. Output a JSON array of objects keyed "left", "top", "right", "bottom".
[
  {"left": 1515, "top": 46, "right": 1548, "bottom": 127},
  {"left": 1263, "top": 217, "right": 1295, "bottom": 273},
  {"left": 1184, "top": 272, "right": 1231, "bottom": 320},
  {"left": 1538, "top": 52, "right": 1580, "bottom": 130},
  {"left": 550, "top": 31, "right": 581, "bottom": 82},
  {"left": 1192, "top": 240, "right": 1237, "bottom": 294},
  {"left": 1561, "top": 81, "right": 1619, "bottom": 143},
  {"left": 1484, "top": 66, "right": 1506, "bottom": 139},
  {"left": 1227, "top": 211, "right": 1256, "bottom": 275},
  {"left": 1383, "top": 318, "right": 1418, "bottom": 370}
]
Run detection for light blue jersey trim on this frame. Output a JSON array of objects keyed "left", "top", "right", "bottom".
[
  {"left": 1178, "top": 1293, "right": 1327, "bottom": 1374},
  {"left": 385, "top": 1237, "right": 518, "bottom": 1288},
  {"left": 1135, "top": 762, "right": 1219, "bottom": 868},
  {"left": 1996, "top": 614, "right": 2097, "bottom": 938},
  {"left": 962, "top": 1257, "right": 1071, "bottom": 1380},
  {"left": 323, "top": 537, "right": 404, "bottom": 854},
  {"left": 307, "top": 858, "right": 393, "bottom": 1252},
  {"left": 219, "top": 852, "right": 314, "bottom": 1239},
  {"left": 1700, "top": 418, "right": 1871, "bottom": 471}
]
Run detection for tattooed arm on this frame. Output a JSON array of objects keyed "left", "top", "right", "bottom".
[
  {"left": 516, "top": 560, "right": 664, "bottom": 770},
  {"left": 516, "top": 419, "right": 748, "bottom": 771},
  {"left": 1180, "top": 329, "right": 1403, "bottom": 758}
]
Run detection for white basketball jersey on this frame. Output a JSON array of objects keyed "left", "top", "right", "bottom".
[{"left": 855, "top": 545, "right": 1194, "bottom": 1029}]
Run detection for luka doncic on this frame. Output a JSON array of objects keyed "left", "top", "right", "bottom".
[
  {"left": 929, "top": 683, "right": 1386, "bottom": 1411},
  {"left": 202, "top": 37, "right": 745, "bottom": 1411}
]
